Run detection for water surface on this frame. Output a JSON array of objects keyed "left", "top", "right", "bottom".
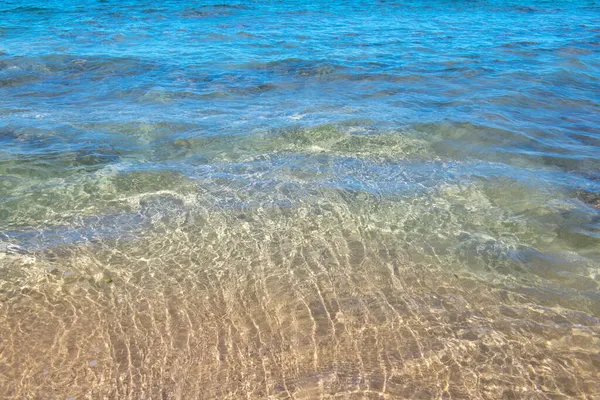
[{"left": 1, "top": 0, "right": 600, "bottom": 398}]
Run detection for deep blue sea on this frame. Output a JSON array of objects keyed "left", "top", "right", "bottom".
[{"left": 1, "top": 1, "right": 600, "bottom": 398}]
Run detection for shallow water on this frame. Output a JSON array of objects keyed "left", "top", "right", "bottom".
[{"left": 1, "top": 0, "right": 600, "bottom": 398}]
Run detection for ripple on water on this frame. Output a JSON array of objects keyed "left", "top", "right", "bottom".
[{"left": 1, "top": 191, "right": 599, "bottom": 398}]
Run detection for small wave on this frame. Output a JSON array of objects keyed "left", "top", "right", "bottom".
[
  {"left": 0, "top": 6, "right": 53, "bottom": 14},
  {"left": 0, "top": 54, "right": 159, "bottom": 88},
  {"left": 180, "top": 7, "right": 238, "bottom": 18},
  {"left": 152, "top": 122, "right": 434, "bottom": 164},
  {"left": 241, "top": 58, "right": 347, "bottom": 79},
  {"left": 501, "top": 41, "right": 540, "bottom": 48}
]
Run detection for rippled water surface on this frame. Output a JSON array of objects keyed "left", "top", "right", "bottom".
[{"left": 1, "top": 0, "right": 600, "bottom": 398}]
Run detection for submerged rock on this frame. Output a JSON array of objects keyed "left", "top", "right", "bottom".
[{"left": 577, "top": 189, "right": 600, "bottom": 209}]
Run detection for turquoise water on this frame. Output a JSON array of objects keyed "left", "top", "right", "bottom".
[{"left": 1, "top": 1, "right": 600, "bottom": 398}]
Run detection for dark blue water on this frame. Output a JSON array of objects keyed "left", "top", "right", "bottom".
[{"left": 1, "top": 1, "right": 599, "bottom": 398}]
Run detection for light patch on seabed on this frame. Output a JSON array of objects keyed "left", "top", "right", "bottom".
[{"left": 1, "top": 191, "right": 598, "bottom": 399}]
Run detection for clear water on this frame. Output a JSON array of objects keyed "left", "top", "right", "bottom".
[{"left": 1, "top": 0, "right": 599, "bottom": 398}]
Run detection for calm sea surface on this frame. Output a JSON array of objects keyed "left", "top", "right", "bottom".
[{"left": 1, "top": 0, "right": 599, "bottom": 398}]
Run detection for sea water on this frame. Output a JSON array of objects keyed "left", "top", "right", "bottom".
[{"left": 1, "top": 0, "right": 599, "bottom": 398}]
